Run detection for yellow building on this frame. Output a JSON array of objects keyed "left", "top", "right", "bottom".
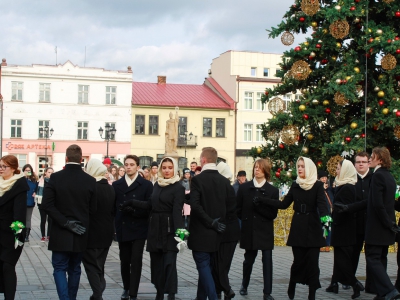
[{"left": 131, "top": 76, "right": 236, "bottom": 172}]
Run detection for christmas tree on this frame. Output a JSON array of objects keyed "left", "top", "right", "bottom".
[{"left": 250, "top": 0, "right": 400, "bottom": 186}]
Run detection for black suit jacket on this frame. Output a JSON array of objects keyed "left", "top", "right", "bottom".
[
  {"left": 41, "top": 164, "right": 97, "bottom": 252},
  {"left": 365, "top": 167, "right": 397, "bottom": 246},
  {"left": 187, "top": 169, "right": 231, "bottom": 252}
]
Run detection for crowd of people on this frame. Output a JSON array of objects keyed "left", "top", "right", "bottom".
[{"left": 0, "top": 145, "right": 399, "bottom": 300}]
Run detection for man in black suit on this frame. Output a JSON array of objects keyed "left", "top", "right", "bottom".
[
  {"left": 113, "top": 155, "right": 153, "bottom": 300},
  {"left": 188, "top": 147, "right": 231, "bottom": 300},
  {"left": 41, "top": 144, "right": 97, "bottom": 300},
  {"left": 365, "top": 147, "right": 400, "bottom": 300}
]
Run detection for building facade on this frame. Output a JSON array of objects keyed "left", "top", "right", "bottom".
[{"left": 0, "top": 59, "right": 132, "bottom": 174}]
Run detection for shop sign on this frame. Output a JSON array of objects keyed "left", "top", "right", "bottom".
[{"left": 5, "top": 142, "right": 51, "bottom": 151}]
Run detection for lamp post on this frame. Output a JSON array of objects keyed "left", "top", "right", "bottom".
[
  {"left": 39, "top": 125, "right": 54, "bottom": 167},
  {"left": 98, "top": 124, "right": 116, "bottom": 158},
  {"left": 183, "top": 130, "right": 193, "bottom": 167}
]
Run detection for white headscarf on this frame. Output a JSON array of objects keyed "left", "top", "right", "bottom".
[
  {"left": 86, "top": 158, "right": 107, "bottom": 182},
  {"left": 335, "top": 159, "right": 357, "bottom": 186},
  {"left": 295, "top": 156, "right": 317, "bottom": 191},
  {"left": 217, "top": 161, "right": 233, "bottom": 183},
  {"left": 157, "top": 157, "right": 180, "bottom": 187}
]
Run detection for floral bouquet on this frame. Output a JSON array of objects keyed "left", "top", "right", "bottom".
[
  {"left": 174, "top": 228, "right": 189, "bottom": 253},
  {"left": 320, "top": 216, "right": 333, "bottom": 238},
  {"left": 10, "top": 221, "right": 25, "bottom": 249}
]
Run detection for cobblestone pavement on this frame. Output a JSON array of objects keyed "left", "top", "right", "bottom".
[{"left": 3, "top": 209, "right": 397, "bottom": 299}]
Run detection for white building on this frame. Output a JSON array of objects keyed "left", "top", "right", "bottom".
[{"left": 0, "top": 59, "right": 132, "bottom": 174}]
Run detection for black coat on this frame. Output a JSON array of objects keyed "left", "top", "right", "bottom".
[
  {"left": 221, "top": 185, "right": 240, "bottom": 243},
  {"left": 187, "top": 169, "right": 231, "bottom": 252},
  {"left": 0, "top": 177, "right": 29, "bottom": 265},
  {"left": 113, "top": 175, "right": 153, "bottom": 242},
  {"left": 365, "top": 167, "right": 397, "bottom": 246},
  {"left": 354, "top": 171, "right": 372, "bottom": 234},
  {"left": 330, "top": 184, "right": 357, "bottom": 247},
  {"left": 262, "top": 181, "right": 329, "bottom": 248},
  {"left": 87, "top": 179, "right": 115, "bottom": 249},
  {"left": 41, "top": 164, "right": 97, "bottom": 252},
  {"left": 237, "top": 180, "right": 278, "bottom": 250},
  {"left": 394, "top": 200, "right": 400, "bottom": 243}
]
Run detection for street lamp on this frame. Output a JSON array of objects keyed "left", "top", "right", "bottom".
[
  {"left": 39, "top": 125, "right": 54, "bottom": 167},
  {"left": 98, "top": 124, "right": 116, "bottom": 158},
  {"left": 183, "top": 130, "right": 193, "bottom": 166}
]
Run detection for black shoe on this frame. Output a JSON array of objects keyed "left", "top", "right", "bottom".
[
  {"left": 156, "top": 290, "right": 164, "bottom": 300},
  {"left": 326, "top": 282, "right": 339, "bottom": 294},
  {"left": 239, "top": 285, "right": 247, "bottom": 296},
  {"left": 308, "top": 286, "right": 316, "bottom": 300},
  {"left": 384, "top": 288, "right": 400, "bottom": 300},
  {"left": 264, "top": 294, "right": 274, "bottom": 300},
  {"left": 343, "top": 284, "right": 351, "bottom": 290},
  {"left": 288, "top": 281, "right": 296, "bottom": 300},
  {"left": 224, "top": 289, "right": 235, "bottom": 299},
  {"left": 167, "top": 294, "right": 175, "bottom": 300},
  {"left": 356, "top": 281, "right": 365, "bottom": 292},
  {"left": 121, "top": 290, "right": 129, "bottom": 300},
  {"left": 351, "top": 282, "right": 361, "bottom": 299}
]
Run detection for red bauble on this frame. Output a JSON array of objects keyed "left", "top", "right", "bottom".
[
  {"left": 275, "top": 172, "right": 281, "bottom": 178},
  {"left": 345, "top": 137, "right": 351, "bottom": 142},
  {"left": 378, "top": 100, "right": 384, "bottom": 106},
  {"left": 299, "top": 17, "right": 305, "bottom": 22},
  {"left": 316, "top": 44, "right": 321, "bottom": 48},
  {"left": 396, "top": 111, "right": 400, "bottom": 117},
  {"left": 356, "top": 24, "right": 362, "bottom": 29},
  {"left": 365, "top": 53, "right": 371, "bottom": 58},
  {"left": 317, "top": 161, "right": 323, "bottom": 167},
  {"left": 368, "top": 38, "right": 374, "bottom": 43},
  {"left": 294, "top": 46, "right": 301, "bottom": 52},
  {"left": 350, "top": 6, "right": 356, "bottom": 11},
  {"left": 355, "top": 0, "right": 360, "bottom": 2},
  {"left": 373, "top": 126, "right": 378, "bottom": 131},
  {"left": 342, "top": 79, "right": 347, "bottom": 84},
  {"left": 277, "top": 168, "right": 282, "bottom": 172},
  {"left": 396, "top": 75, "right": 400, "bottom": 81},
  {"left": 396, "top": 37, "right": 400, "bottom": 41},
  {"left": 395, "top": 11, "right": 400, "bottom": 18},
  {"left": 278, "top": 143, "right": 285, "bottom": 149},
  {"left": 303, "top": 114, "right": 309, "bottom": 120},
  {"left": 309, "top": 56, "right": 315, "bottom": 60},
  {"left": 396, "top": 49, "right": 400, "bottom": 54},
  {"left": 265, "top": 91, "right": 269, "bottom": 95},
  {"left": 388, "top": 39, "right": 392, "bottom": 43},
  {"left": 325, "top": 108, "right": 331, "bottom": 114},
  {"left": 361, "top": 133, "right": 366, "bottom": 138},
  {"left": 321, "top": 59, "right": 328, "bottom": 64}
]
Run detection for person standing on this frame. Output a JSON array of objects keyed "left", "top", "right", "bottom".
[
  {"left": 0, "top": 155, "right": 29, "bottom": 299},
  {"left": 113, "top": 155, "right": 153, "bottom": 300},
  {"left": 22, "top": 164, "right": 38, "bottom": 242},
  {"left": 237, "top": 159, "right": 277, "bottom": 300},
  {"left": 188, "top": 147, "right": 231, "bottom": 300},
  {"left": 180, "top": 168, "right": 191, "bottom": 229},
  {"left": 317, "top": 171, "right": 334, "bottom": 252},
  {"left": 364, "top": 147, "right": 400, "bottom": 300},
  {"left": 190, "top": 162, "right": 198, "bottom": 177},
  {"left": 260, "top": 157, "right": 330, "bottom": 300},
  {"left": 232, "top": 170, "right": 247, "bottom": 195},
  {"left": 41, "top": 144, "right": 97, "bottom": 300},
  {"left": 150, "top": 161, "right": 159, "bottom": 185},
  {"left": 36, "top": 167, "right": 54, "bottom": 242}
]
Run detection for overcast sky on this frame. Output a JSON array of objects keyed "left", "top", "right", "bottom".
[{"left": 2, "top": 0, "right": 298, "bottom": 84}]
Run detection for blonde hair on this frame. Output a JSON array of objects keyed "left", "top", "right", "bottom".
[{"left": 201, "top": 147, "right": 218, "bottom": 163}]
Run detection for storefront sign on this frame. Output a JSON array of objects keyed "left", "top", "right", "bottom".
[{"left": 5, "top": 142, "right": 51, "bottom": 151}]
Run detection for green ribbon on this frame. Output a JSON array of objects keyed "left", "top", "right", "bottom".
[
  {"left": 320, "top": 216, "right": 333, "bottom": 238},
  {"left": 175, "top": 228, "right": 189, "bottom": 240}
]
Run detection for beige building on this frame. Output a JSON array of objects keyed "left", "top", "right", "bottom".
[
  {"left": 131, "top": 76, "right": 235, "bottom": 173},
  {"left": 209, "top": 50, "right": 299, "bottom": 178}
]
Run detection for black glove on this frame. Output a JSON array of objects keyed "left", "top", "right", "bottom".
[
  {"left": 391, "top": 222, "right": 400, "bottom": 233},
  {"left": 211, "top": 218, "right": 226, "bottom": 233},
  {"left": 64, "top": 220, "right": 86, "bottom": 235},
  {"left": 119, "top": 200, "right": 135, "bottom": 213},
  {"left": 334, "top": 202, "right": 348, "bottom": 213},
  {"left": 253, "top": 197, "right": 260, "bottom": 206}
]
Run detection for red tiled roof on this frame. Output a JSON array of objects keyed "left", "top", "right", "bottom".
[{"left": 132, "top": 78, "right": 235, "bottom": 110}]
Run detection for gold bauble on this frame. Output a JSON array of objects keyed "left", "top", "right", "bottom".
[
  {"left": 378, "top": 91, "right": 385, "bottom": 98},
  {"left": 299, "top": 104, "right": 306, "bottom": 111},
  {"left": 346, "top": 76, "right": 352, "bottom": 81},
  {"left": 366, "top": 107, "right": 372, "bottom": 114},
  {"left": 378, "top": 74, "right": 385, "bottom": 80},
  {"left": 376, "top": 29, "right": 383, "bottom": 36},
  {"left": 323, "top": 100, "right": 330, "bottom": 106},
  {"left": 281, "top": 125, "right": 300, "bottom": 146},
  {"left": 307, "top": 133, "right": 314, "bottom": 140},
  {"left": 286, "top": 171, "right": 292, "bottom": 178},
  {"left": 354, "top": 67, "right": 360, "bottom": 73},
  {"left": 302, "top": 146, "right": 309, "bottom": 154},
  {"left": 257, "top": 147, "right": 262, "bottom": 154},
  {"left": 350, "top": 122, "right": 358, "bottom": 129},
  {"left": 304, "top": 41, "right": 309, "bottom": 46},
  {"left": 395, "top": 126, "right": 400, "bottom": 139},
  {"left": 375, "top": 37, "right": 381, "bottom": 42},
  {"left": 374, "top": 86, "right": 380, "bottom": 92},
  {"left": 331, "top": 56, "right": 337, "bottom": 61},
  {"left": 336, "top": 42, "right": 342, "bottom": 48},
  {"left": 322, "top": 28, "right": 328, "bottom": 34},
  {"left": 382, "top": 108, "right": 389, "bottom": 115},
  {"left": 311, "top": 21, "right": 318, "bottom": 27}
]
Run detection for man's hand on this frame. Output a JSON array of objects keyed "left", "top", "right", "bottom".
[
  {"left": 334, "top": 202, "right": 348, "bottom": 213},
  {"left": 119, "top": 200, "right": 134, "bottom": 213},
  {"left": 64, "top": 220, "right": 86, "bottom": 235},
  {"left": 391, "top": 222, "right": 400, "bottom": 233},
  {"left": 211, "top": 218, "right": 226, "bottom": 233}
]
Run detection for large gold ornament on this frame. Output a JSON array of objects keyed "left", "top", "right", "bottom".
[
  {"left": 301, "top": 0, "right": 320, "bottom": 16},
  {"left": 329, "top": 20, "right": 350, "bottom": 39},
  {"left": 395, "top": 126, "right": 400, "bottom": 139},
  {"left": 327, "top": 155, "right": 343, "bottom": 176},
  {"left": 268, "top": 97, "right": 285, "bottom": 115},
  {"left": 381, "top": 54, "right": 397, "bottom": 70},
  {"left": 334, "top": 91, "right": 349, "bottom": 106},
  {"left": 274, "top": 204, "right": 294, "bottom": 246},
  {"left": 383, "top": 0, "right": 394, "bottom": 3},
  {"left": 290, "top": 60, "right": 312, "bottom": 80},
  {"left": 280, "top": 125, "right": 300, "bottom": 146},
  {"left": 281, "top": 31, "right": 295, "bottom": 46},
  {"left": 267, "top": 129, "right": 280, "bottom": 141}
]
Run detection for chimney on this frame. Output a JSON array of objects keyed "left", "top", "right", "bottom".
[
  {"left": 127, "top": 66, "right": 132, "bottom": 73},
  {"left": 1, "top": 58, "right": 7, "bottom": 66},
  {"left": 157, "top": 76, "right": 166, "bottom": 84}
]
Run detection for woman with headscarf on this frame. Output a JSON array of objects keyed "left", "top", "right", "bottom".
[
  {"left": 82, "top": 159, "right": 115, "bottom": 300},
  {"left": 259, "top": 157, "right": 330, "bottom": 300},
  {"left": 325, "top": 159, "right": 360, "bottom": 299},
  {"left": 120, "top": 157, "right": 185, "bottom": 300}
]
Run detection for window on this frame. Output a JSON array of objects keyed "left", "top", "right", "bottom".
[
  {"left": 244, "top": 92, "right": 253, "bottom": 110},
  {"left": 105, "top": 122, "right": 116, "bottom": 140},
  {"left": 77, "top": 121, "right": 88, "bottom": 140},
  {"left": 263, "top": 68, "right": 269, "bottom": 77},
  {"left": 282, "top": 93, "right": 292, "bottom": 110},
  {"left": 38, "top": 120, "right": 50, "bottom": 138},
  {"left": 139, "top": 156, "right": 153, "bottom": 168},
  {"left": 256, "top": 92, "right": 264, "bottom": 110},
  {"left": 178, "top": 157, "right": 187, "bottom": 171},
  {"left": 135, "top": 115, "right": 145, "bottom": 134},
  {"left": 12, "top": 82, "right": 23, "bottom": 101},
  {"left": 244, "top": 124, "right": 252, "bottom": 142},
  {"left": 216, "top": 118, "right": 225, "bottom": 137},
  {"left": 39, "top": 83, "right": 51, "bottom": 102},
  {"left": 11, "top": 120, "right": 22, "bottom": 138},
  {"left": 178, "top": 117, "right": 187, "bottom": 136},
  {"left": 157, "top": 154, "right": 164, "bottom": 164},
  {"left": 106, "top": 86, "right": 116, "bottom": 104},
  {"left": 203, "top": 118, "right": 212, "bottom": 137},
  {"left": 256, "top": 124, "right": 264, "bottom": 142},
  {"left": 251, "top": 67, "right": 257, "bottom": 77},
  {"left": 275, "top": 69, "right": 281, "bottom": 76},
  {"left": 149, "top": 115, "right": 158, "bottom": 135},
  {"left": 15, "top": 154, "right": 27, "bottom": 171},
  {"left": 38, "top": 156, "right": 51, "bottom": 175},
  {"left": 78, "top": 85, "right": 89, "bottom": 104}
]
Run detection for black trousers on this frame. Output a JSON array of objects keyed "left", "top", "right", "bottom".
[
  {"left": 212, "top": 241, "right": 237, "bottom": 294},
  {"left": 119, "top": 239, "right": 146, "bottom": 297},
  {"left": 39, "top": 206, "right": 52, "bottom": 237},
  {"left": 242, "top": 249, "right": 272, "bottom": 295},
  {"left": 150, "top": 251, "right": 178, "bottom": 295},
  {"left": 365, "top": 244, "right": 392, "bottom": 297},
  {"left": 332, "top": 246, "right": 357, "bottom": 286},
  {"left": 82, "top": 247, "right": 110, "bottom": 300},
  {"left": 0, "top": 260, "right": 17, "bottom": 300}
]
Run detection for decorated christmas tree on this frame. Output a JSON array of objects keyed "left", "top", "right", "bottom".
[{"left": 250, "top": 0, "right": 400, "bottom": 186}]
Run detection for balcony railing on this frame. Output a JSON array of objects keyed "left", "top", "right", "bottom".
[{"left": 177, "top": 135, "right": 198, "bottom": 147}]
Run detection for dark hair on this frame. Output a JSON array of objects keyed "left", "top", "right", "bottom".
[
  {"left": 22, "top": 164, "right": 37, "bottom": 182},
  {"left": 372, "top": 147, "right": 392, "bottom": 169},
  {"left": 66, "top": 144, "right": 82, "bottom": 163},
  {"left": 190, "top": 161, "right": 197, "bottom": 165},
  {"left": 124, "top": 155, "right": 140, "bottom": 166},
  {"left": 161, "top": 158, "right": 173, "bottom": 167},
  {"left": 252, "top": 159, "right": 271, "bottom": 181},
  {"left": 201, "top": 147, "right": 218, "bottom": 163},
  {"left": 44, "top": 167, "right": 54, "bottom": 173},
  {"left": 0, "top": 155, "right": 21, "bottom": 175},
  {"left": 355, "top": 151, "right": 370, "bottom": 161}
]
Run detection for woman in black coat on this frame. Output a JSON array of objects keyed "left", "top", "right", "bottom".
[
  {"left": 237, "top": 159, "right": 278, "bottom": 300},
  {"left": 122, "top": 157, "right": 185, "bottom": 300},
  {"left": 0, "top": 155, "right": 29, "bottom": 299},
  {"left": 260, "top": 157, "right": 330, "bottom": 300},
  {"left": 326, "top": 159, "right": 360, "bottom": 298}
]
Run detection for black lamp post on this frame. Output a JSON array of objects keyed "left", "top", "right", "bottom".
[
  {"left": 39, "top": 125, "right": 54, "bottom": 167},
  {"left": 98, "top": 124, "right": 116, "bottom": 158},
  {"left": 183, "top": 130, "right": 193, "bottom": 166}
]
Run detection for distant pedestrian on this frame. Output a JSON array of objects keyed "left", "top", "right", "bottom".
[
  {"left": 194, "top": 166, "right": 202, "bottom": 176},
  {"left": 232, "top": 170, "right": 247, "bottom": 195},
  {"left": 150, "top": 161, "right": 159, "bottom": 185},
  {"left": 22, "top": 164, "right": 38, "bottom": 242},
  {"left": 36, "top": 167, "right": 54, "bottom": 242},
  {"left": 180, "top": 168, "right": 191, "bottom": 229},
  {"left": 190, "top": 162, "right": 197, "bottom": 177},
  {"left": 118, "top": 166, "right": 126, "bottom": 178}
]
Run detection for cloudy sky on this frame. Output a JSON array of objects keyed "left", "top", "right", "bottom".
[{"left": 2, "top": 0, "right": 298, "bottom": 84}]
